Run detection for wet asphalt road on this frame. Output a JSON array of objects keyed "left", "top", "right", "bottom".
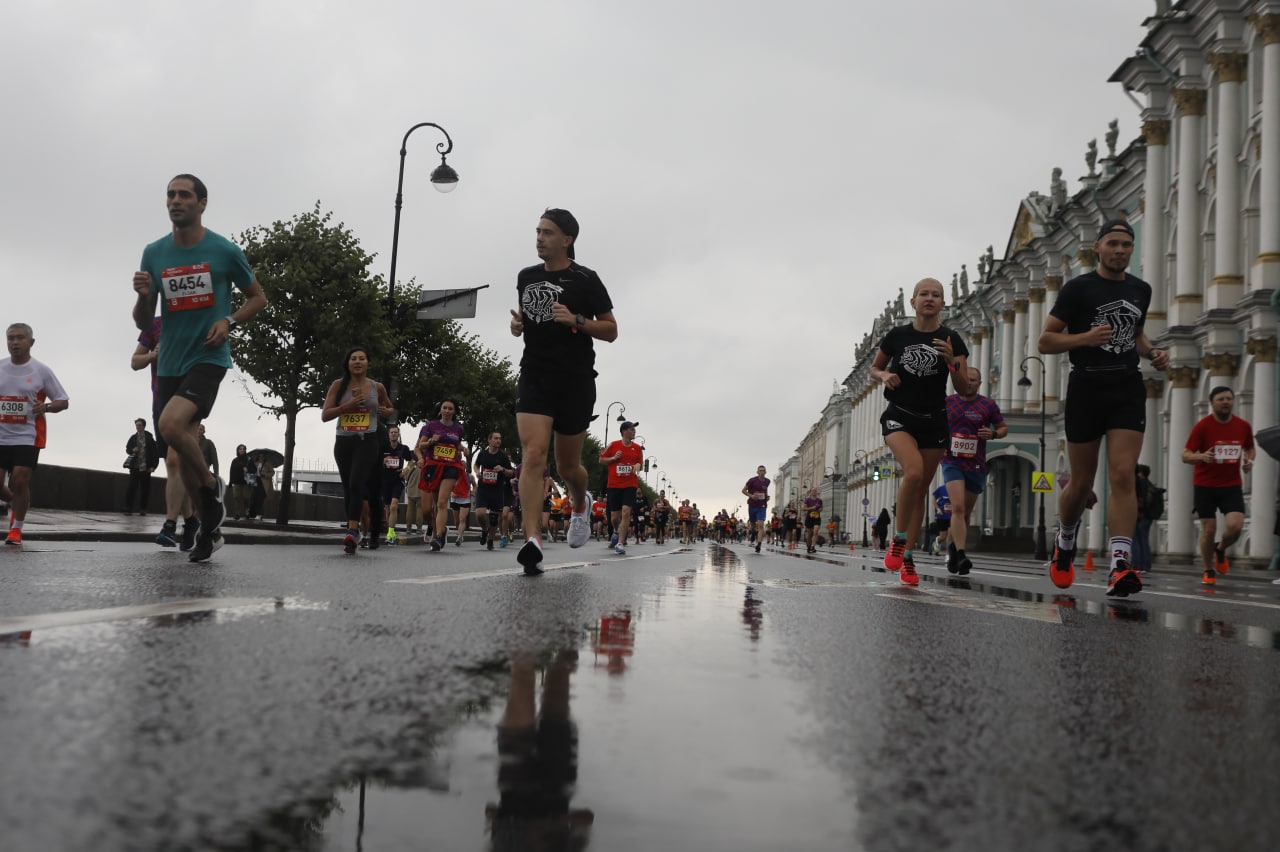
[{"left": 2, "top": 537, "right": 1279, "bottom": 851}]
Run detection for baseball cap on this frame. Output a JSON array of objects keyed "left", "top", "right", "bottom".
[
  {"left": 542, "top": 208, "right": 579, "bottom": 259},
  {"left": 1097, "top": 219, "right": 1134, "bottom": 241},
  {"left": 620, "top": 420, "right": 639, "bottom": 432}
]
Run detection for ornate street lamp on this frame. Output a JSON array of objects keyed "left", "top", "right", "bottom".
[
  {"left": 1018, "top": 355, "right": 1048, "bottom": 560},
  {"left": 854, "top": 449, "right": 872, "bottom": 547}
]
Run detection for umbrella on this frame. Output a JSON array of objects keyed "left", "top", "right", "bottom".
[{"left": 248, "top": 448, "right": 284, "bottom": 467}]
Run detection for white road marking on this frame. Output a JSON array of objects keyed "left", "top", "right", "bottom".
[
  {"left": 0, "top": 597, "right": 275, "bottom": 634},
  {"left": 390, "top": 548, "right": 683, "bottom": 585}
]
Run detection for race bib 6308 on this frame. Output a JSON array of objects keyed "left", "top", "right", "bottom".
[{"left": 0, "top": 395, "right": 29, "bottom": 424}]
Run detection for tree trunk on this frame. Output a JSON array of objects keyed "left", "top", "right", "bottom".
[{"left": 277, "top": 409, "right": 297, "bottom": 525}]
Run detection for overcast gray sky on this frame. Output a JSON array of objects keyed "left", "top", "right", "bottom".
[{"left": 3, "top": 0, "right": 1149, "bottom": 516}]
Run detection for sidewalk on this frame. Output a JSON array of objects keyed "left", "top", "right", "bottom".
[{"left": 13, "top": 509, "right": 342, "bottom": 546}]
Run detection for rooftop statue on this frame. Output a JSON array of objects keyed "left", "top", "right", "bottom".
[
  {"left": 1105, "top": 119, "right": 1119, "bottom": 159},
  {"left": 1085, "top": 139, "right": 1098, "bottom": 176}
]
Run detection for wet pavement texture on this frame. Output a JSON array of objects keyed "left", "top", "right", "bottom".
[{"left": 1, "top": 538, "right": 1279, "bottom": 851}]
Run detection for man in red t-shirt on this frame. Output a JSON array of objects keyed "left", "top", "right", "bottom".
[
  {"left": 600, "top": 420, "right": 643, "bottom": 554},
  {"left": 1182, "top": 385, "right": 1255, "bottom": 586}
]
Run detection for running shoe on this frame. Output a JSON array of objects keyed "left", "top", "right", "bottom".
[
  {"left": 5, "top": 528, "right": 21, "bottom": 546},
  {"left": 155, "top": 520, "right": 178, "bottom": 548},
  {"left": 487, "top": 536, "right": 495, "bottom": 551},
  {"left": 900, "top": 555, "right": 920, "bottom": 586},
  {"left": 199, "top": 475, "right": 227, "bottom": 536},
  {"left": 187, "top": 529, "right": 223, "bottom": 563},
  {"left": 499, "top": 535, "right": 509, "bottom": 548},
  {"left": 1049, "top": 545, "right": 1075, "bottom": 590},
  {"left": 455, "top": 533, "right": 463, "bottom": 547},
  {"left": 367, "top": 530, "right": 380, "bottom": 550},
  {"left": 359, "top": 537, "right": 369, "bottom": 549},
  {"left": 609, "top": 533, "right": 619, "bottom": 548},
  {"left": 884, "top": 538, "right": 906, "bottom": 572},
  {"left": 1202, "top": 568, "right": 1217, "bottom": 586},
  {"left": 567, "top": 492, "right": 592, "bottom": 548},
  {"left": 946, "top": 549, "right": 958, "bottom": 574},
  {"left": 344, "top": 531, "right": 358, "bottom": 554},
  {"left": 755, "top": 541, "right": 761, "bottom": 553},
  {"left": 1105, "top": 561, "right": 1143, "bottom": 597},
  {"left": 179, "top": 517, "right": 201, "bottom": 552},
  {"left": 517, "top": 539, "right": 544, "bottom": 575},
  {"left": 614, "top": 544, "right": 626, "bottom": 555},
  {"left": 386, "top": 529, "right": 397, "bottom": 546},
  {"left": 1214, "top": 545, "right": 1229, "bottom": 574},
  {"left": 956, "top": 554, "right": 972, "bottom": 576},
  {"left": 430, "top": 536, "right": 444, "bottom": 552}
]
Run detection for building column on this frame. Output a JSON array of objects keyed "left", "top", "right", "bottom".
[
  {"left": 1077, "top": 247, "right": 1097, "bottom": 275},
  {"left": 1141, "top": 119, "right": 1171, "bottom": 338},
  {"left": 980, "top": 327, "right": 994, "bottom": 400},
  {"left": 1026, "top": 289, "right": 1046, "bottom": 411},
  {"left": 1043, "top": 276, "right": 1063, "bottom": 414},
  {"left": 1247, "top": 336, "right": 1277, "bottom": 559},
  {"left": 969, "top": 329, "right": 985, "bottom": 395},
  {"left": 1209, "top": 53, "right": 1248, "bottom": 309},
  {"left": 1140, "top": 377, "right": 1164, "bottom": 475},
  {"left": 1013, "top": 297, "right": 1029, "bottom": 411},
  {"left": 1173, "top": 86, "right": 1208, "bottom": 325},
  {"left": 1202, "top": 352, "right": 1241, "bottom": 392},
  {"left": 1165, "top": 366, "right": 1200, "bottom": 556},
  {"left": 1256, "top": 14, "right": 1280, "bottom": 291},
  {"left": 999, "top": 309, "right": 1016, "bottom": 409}
]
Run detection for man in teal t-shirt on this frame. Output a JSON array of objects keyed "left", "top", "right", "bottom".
[{"left": 131, "top": 173, "right": 268, "bottom": 563}]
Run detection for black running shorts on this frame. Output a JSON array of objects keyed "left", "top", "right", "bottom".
[
  {"left": 515, "top": 370, "right": 596, "bottom": 436},
  {"left": 607, "top": 487, "right": 637, "bottom": 514},
  {"left": 880, "top": 403, "right": 948, "bottom": 449},
  {"left": 0, "top": 445, "right": 39, "bottom": 470},
  {"left": 1193, "top": 485, "right": 1246, "bottom": 519},
  {"left": 157, "top": 363, "right": 227, "bottom": 423},
  {"left": 1064, "top": 370, "right": 1145, "bottom": 443}
]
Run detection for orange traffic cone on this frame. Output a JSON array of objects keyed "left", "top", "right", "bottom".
[
  {"left": 1083, "top": 551, "right": 1096, "bottom": 572},
  {"left": 849, "top": 540, "right": 856, "bottom": 551}
]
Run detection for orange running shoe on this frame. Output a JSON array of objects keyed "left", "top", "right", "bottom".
[
  {"left": 4, "top": 527, "right": 21, "bottom": 546},
  {"left": 900, "top": 555, "right": 919, "bottom": 586},
  {"left": 884, "top": 538, "right": 906, "bottom": 572},
  {"left": 1049, "top": 545, "right": 1075, "bottom": 589},
  {"left": 1202, "top": 568, "right": 1217, "bottom": 586},
  {"left": 1106, "top": 561, "right": 1143, "bottom": 597},
  {"left": 1214, "top": 545, "right": 1229, "bottom": 574}
]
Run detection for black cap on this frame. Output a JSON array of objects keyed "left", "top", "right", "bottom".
[
  {"left": 542, "top": 208, "right": 579, "bottom": 259},
  {"left": 1097, "top": 219, "right": 1134, "bottom": 241},
  {"left": 620, "top": 420, "right": 638, "bottom": 432}
]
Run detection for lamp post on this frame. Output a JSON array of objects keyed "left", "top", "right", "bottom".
[
  {"left": 599, "top": 401, "right": 626, "bottom": 494},
  {"left": 1018, "top": 355, "right": 1048, "bottom": 560},
  {"left": 854, "top": 449, "right": 871, "bottom": 546},
  {"left": 646, "top": 457, "right": 658, "bottom": 486}
]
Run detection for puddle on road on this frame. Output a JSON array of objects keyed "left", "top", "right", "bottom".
[{"left": 302, "top": 545, "right": 856, "bottom": 851}]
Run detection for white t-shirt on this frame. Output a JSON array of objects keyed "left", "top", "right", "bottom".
[{"left": 0, "top": 357, "right": 69, "bottom": 447}]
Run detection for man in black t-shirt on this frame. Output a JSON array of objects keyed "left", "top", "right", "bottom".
[
  {"left": 380, "top": 426, "right": 415, "bottom": 545},
  {"left": 1038, "top": 219, "right": 1169, "bottom": 598},
  {"left": 473, "top": 430, "right": 515, "bottom": 550},
  {"left": 509, "top": 209, "right": 618, "bottom": 574}
]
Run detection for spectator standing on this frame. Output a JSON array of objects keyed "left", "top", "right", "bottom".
[
  {"left": 227, "top": 445, "right": 252, "bottom": 520},
  {"left": 197, "top": 424, "right": 219, "bottom": 477},
  {"left": 124, "top": 418, "right": 159, "bottom": 514},
  {"left": 1132, "top": 464, "right": 1160, "bottom": 574}
]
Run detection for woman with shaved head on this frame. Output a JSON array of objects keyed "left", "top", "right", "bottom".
[{"left": 868, "top": 278, "right": 971, "bottom": 586}]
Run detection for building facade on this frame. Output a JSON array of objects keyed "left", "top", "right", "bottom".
[{"left": 781, "top": 1, "right": 1280, "bottom": 560}]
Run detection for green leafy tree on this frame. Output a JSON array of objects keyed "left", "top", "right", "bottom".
[{"left": 232, "top": 203, "right": 393, "bottom": 524}]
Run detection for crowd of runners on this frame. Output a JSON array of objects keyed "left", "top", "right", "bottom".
[{"left": 1, "top": 182, "right": 1276, "bottom": 592}]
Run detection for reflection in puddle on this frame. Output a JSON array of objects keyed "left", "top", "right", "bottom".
[{"left": 305, "top": 545, "right": 855, "bottom": 851}]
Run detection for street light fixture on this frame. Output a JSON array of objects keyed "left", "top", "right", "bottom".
[
  {"left": 1018, "top": 355, "right": 1048, "bottom": 560},
  {"left": 854, "top": 449, "right": 872, "bottom": 547},
  {"left": 388, "top": 122, "right": 457, "bottom": 311},
  {"left": 646, "top": 457, "right": 658, "bottom": 486}
]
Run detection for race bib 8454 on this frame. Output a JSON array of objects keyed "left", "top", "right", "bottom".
[{"left": 162, "top": 263, "right": 214, "bottom": 312}]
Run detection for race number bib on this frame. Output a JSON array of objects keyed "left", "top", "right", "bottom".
[
  {"left": 950, "top": 434, "right": 979, "bottom": 458},
  {"left": 616, "top": 464, "right": 633, "bottom": 476},
  {"left": 339, "top": 411, "right": 370, "bottom": 432},
  {"left": 383, "top": 456, "right": 402, "bottom": 470},
  {"left": 162, "top": 263, "right": 215, "bottom": 312},
  {"left": 0, "top": 396, "right": 29, "bottom": 424},
  {"left": 481, "top": 470, "right": 500, "bottom": 485},
  {"left": 808, "top": 510, "right": 821, "bottom": 520},
  {"left": 1213, "top": 444, "right": 1242, "bottom": 463},
  {"left": 432, "top": 444, "right": 457, "bottom": 461}
]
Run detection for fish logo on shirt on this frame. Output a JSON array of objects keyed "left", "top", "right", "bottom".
[
  {"left": 1093, "top": 299, "right": 1142, "bottom": 354},
  {"left": 522, "top": 280, "right": 563, "bottom": 323},
  {"left": 899, "top": 344, "right": 941, "bottom": 377}
]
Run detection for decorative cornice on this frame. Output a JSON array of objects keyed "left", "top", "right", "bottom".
[
  {"left": 1201, "top": 352, "right": 1241, "bottom": 376},
  {"left": 1077, "top": 249, "right": 1097, "bottom": 267},
  {"left": 1147, "top": 310, "right": 1168, "bottom": 320},
  {"left": 1168, "top": 366, "right": 1200, "bottom": 388},
  {"left": 1043, "top": 274, "right": 1063, "bottom": 291},
  {"left": 1208, "top": 52, "right": 1248, "bottom": 83},
  {"left": 1247, "top": 337, "right": 1278, "bottom": 363},
  {"left": 1028, "top": 288, "right": 1045, "bottom": 304},
  {"left": 1144, "top": 378, "right": 1164, "bottom": 399},
  {"left": 1001, "top": 309, "right": 1016, "bottom": 323},
  {"left": 1172, "top": 87, "right": 1207, "bottom": 117},
  {"left": 1141, "top": 119, "right": 1171, "bottom": 146},
  {"left": 1014, "top": 298, "right": 1029, "bottom": 313},
  {"left": 1174, "top": 294, "right": 1204, "bottom": 304},
  {"left": 1210, "top": 275, "right": 1244, "bottom": 287},
  {"left": 1139, "top": 196, "right": 1146, "bottom": 214}
]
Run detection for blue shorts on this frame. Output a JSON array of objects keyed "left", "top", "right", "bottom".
[
  {"left": 941, "top": 464, "right": 985, "bottom": 494},
  {"left": 748, "top": 506, "right": 766, "bottom": 522}
]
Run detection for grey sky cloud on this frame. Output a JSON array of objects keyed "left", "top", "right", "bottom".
[{"left": 3, "top": 0, "right": 1147, "bottom": 515}]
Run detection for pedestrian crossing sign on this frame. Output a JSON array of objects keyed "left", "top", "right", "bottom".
[
  {"left": 879, "top": 466, "right": 894, "bottom": 479},
  {"left": 1031, "top": 471, "right": 1054, "bottom": 493}
]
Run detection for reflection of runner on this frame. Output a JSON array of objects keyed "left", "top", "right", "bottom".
[
  {"left": 940, "top": 368, "right": 1006, "bottom": 574},
  {"left": 1039, "top": 219, "right": 1168, "bottom": 597},
  {"left": 1182, "top": 386, "right": 1254, "bottom": 587},
  {"left": 869, "top": 278, "right": 970, "bottom": 586}
]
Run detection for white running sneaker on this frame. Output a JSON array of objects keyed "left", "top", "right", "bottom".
[{"left": 567, "top": 491, "right": 592, "bottom": 548}]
